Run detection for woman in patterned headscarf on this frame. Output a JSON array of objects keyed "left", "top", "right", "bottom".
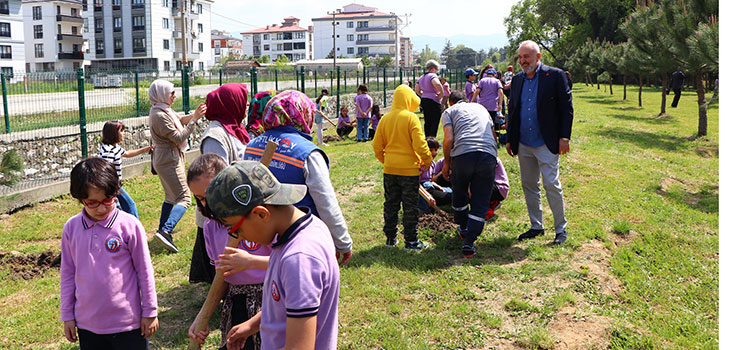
[
  {"left": 239, "top": 90, "right": 353, "bottom": 266},
  {"left": 148, "top": 79, "right": 207, "bottom": 253}
]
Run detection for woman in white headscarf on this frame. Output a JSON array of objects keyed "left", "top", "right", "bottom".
[{"left": 148, "top": 79, "right": 206, "bottom": 253}]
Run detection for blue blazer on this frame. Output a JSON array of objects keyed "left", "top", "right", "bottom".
[{"left": 506, "top": 64, "right": 573, "bottom": 155}]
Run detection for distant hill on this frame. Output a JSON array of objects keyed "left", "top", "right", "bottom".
[{"left": 410, "top": 33, "right": 509, "bottom": 53}]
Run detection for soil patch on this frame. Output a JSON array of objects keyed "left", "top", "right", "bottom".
[
  {"left": 322, "top": 135, "right": 344, "bottom": 143},
  {"left": 570, "top": 241, "right": 623, "bottom": 296},
  {"left": 0, "top": 250, "right": 61, "bottom": 280},
  {"left": 418, "top": 210, "right": 456, "bottom": 233},
  {"left": 548, "top": 307, "right": 611, "bottom": 349},
  {"left": 695, "top": 146, "right": 718, "bottom": 158}
]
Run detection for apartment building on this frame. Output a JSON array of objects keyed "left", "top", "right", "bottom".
[
  {"left": 83, "top": 0, "right": 213, "bottom": 72},
  {"left": 0, "top": 0, "right": 25, "bottom": 77},
  {"left": 241, "top": 16, "right": 312, "bottom": 62},
  {"left": 311, "top": 3, "right": 401, "bottom": 65},
  {"left": 23, "top": 0, "right": 86, "bottom": 72},
  {"left": 399, "top": 36, "right": 412, "bottom": 68},
  {"left": 210, "top": 29, "right": 241, "bottom": 65}
]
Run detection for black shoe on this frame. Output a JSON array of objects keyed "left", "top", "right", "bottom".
[
  {"left": 553, "top": 231, "right": 568, "bottom": 245},
  {"left": 385, "top": 237, "right": 399, "bottom": 247},
  {"left": 462, "top": 244, "right": 477, "bottom": 258},
  {"left": 404, "top": 240, "right": 430, "bottom": 251},
  {"left": 154, "top": 230, "right": 179, "bottom": 253},
  {"left": 517, "top": 228, "right": 545, "bottom": 241}
]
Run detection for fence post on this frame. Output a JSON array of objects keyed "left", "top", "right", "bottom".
[
  {"left": 135, "top": 70, "right": 140, "bottom": 118},
  {"left": 77, "top": 68, "right": 88, "bottom": 158},
  {"left": 252, "top": 67, "right": 258, "bottom": 95},
  {"left": 300, "top": 66, "right": 305, "bottom": 94},
  {"left": 295, "top": 69, "right": 299, "bottom": 91},
  {"left": 336, "top": 66, "right": 340, "bottom": 116},
  {"left": 1, "top": 73, "right": 9, "bottom": 133},
  {"left": 219, "top": 68, "right": 223, "bottom": 86},
  {"left": 250, "top": 67, "right": 256, "bottom": 94},
  {"left": 399, "top": 67, "right": 403, "bottom": 86},
  {"left": 182, "top": 65, "right": 190, "bottom": 114},
  {"left": 356, "top": 69, "right": 359, "bottom": 87},
  {"left": 343, "top": 70, "right": 347, "bottom": 93},
  {"left": 383, "top": 67, "right": 387, "bottom": 107},
  {"left": 274, "top": 69, "right": 278, "bottom": 91},
  {"left": 314, "top": 70, "right": 318, "bottom": 95},
  {"left": 364, "top": 66, "right": 367, "bottom": 85}
]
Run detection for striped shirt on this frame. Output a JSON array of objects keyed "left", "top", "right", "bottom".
[{"left": 99, "top": 144, "right": 126, "bottom": 179}]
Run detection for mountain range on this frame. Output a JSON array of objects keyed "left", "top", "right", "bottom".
[{"left": 409, "top": 33, "right": 509, "bottom": 54}]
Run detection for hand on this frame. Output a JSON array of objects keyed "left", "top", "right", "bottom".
[
  {"left": 559, "top": 138, "right": 570, "bottom": 155},
  {"left": 336, "top": 250, "right": 352, "bottom": 265},
  {"left": 442, "top": 164, "right": 451, "bottom": 182},
  {"left": 188, "top": 317, "right": 210, "bottom": 345},
  {"left": 420, "top": 164, "right": 429, "bottom": 173},
  {"left": 501, "top": 123, "right": 507, "bottom": 130},
  {"left": 194, "top": 103, "right": 207, "bottom": 121},
  {"left": 227, "top": 322, "right": 255, "bottom": 350},
  {"left": 216, "top": 247, "right": 255, "bottom": 277},
  {"left": 141, "top": 316, "right": 159, "bottom": 339},
  {"left": 145, "top": 145, "right": 154, "bottom": 153},
  {"left": 506, "top": 143, "right": 514, "bottom": 157},
  {"left": 63, "top": 320, "right": 77, "bottom": 343},
  {"left": 428, "top": 197, "right": 437, "bottom": 208}
]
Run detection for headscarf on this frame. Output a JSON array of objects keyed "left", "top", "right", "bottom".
[
  {"left": 247, "top": 90, "right": 276, "bottom": 138},
  {"left": 149, "top": 79, "right": 187, "bottom": 151},
  {"left": 262, "top": 90, "right": 316, "bottom": 133},
  {"left": 205, "top": 83, "right": 250, "bottom": 144}
]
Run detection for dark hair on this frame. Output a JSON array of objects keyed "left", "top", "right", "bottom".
[
  {"left": 407, "top": 81, "right": 413, "bottom": 87},
  {"left": 449, "top": 90, "right": 466, "bottom": 104},
  {"left": 70, "top": 157, "right": 121, "bottom": 202},
  {"left": 101, "top": 120, "right": 124, "bottom": 145},
  {"left": 315, "top": 88, "right": 330, "bottom": 104},
  {"left": 357, "top": 84, "right": 368, "bottom": 93},
  {"left": 187, "top": 153, "right": 227, "bottom": 219},
  {"left": 478, "top": 64, "right": 495, "bottom": 79},
  {"left": 372, "top": 104, "right": 381, "bottom": 117},
  {"left": 426, "top": 136, "right": 440, "bottom": 149}
]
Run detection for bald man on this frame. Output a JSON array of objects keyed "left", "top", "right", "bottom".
[{"left": 505, "top": 40, "right": 574, "bottom": 245}]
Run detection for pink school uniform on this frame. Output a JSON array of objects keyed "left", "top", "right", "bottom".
[{"left": 203, "top": 219, "right": 272, "bottom": 285}]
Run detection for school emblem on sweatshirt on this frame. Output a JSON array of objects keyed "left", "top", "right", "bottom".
[
  {"left": 271, "top": 281, "right": 281, "bottom": 301},
  {"left": 232, "top": 184, "right": 252, "bottom": 206},
  {"left": 105, "top": 235, "right": 123, "bottom": 253},
  {"left": 280, "top": 137, "right": 292, "bottom": 149},
  {"left": 243, "top": 240, "right": 261, "bottom": 251}
]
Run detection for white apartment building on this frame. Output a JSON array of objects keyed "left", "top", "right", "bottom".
[
  {"left": 83, "top": 0, "right": 213, "bottom": 72},
  {"left": 241, "top": 16, "right": 312, "bottom": 62},
  {"left": 210, "top": 29, "right": 242, "bottom": 65},
  {"left": 312, "top": 4, "right": 401, "bottom": 65},
  {"left": 0, "top": 0, "right": 25, "bottom": 77},
  {"left": 23, "top": 0, "right": 86, "bottom": 72}
]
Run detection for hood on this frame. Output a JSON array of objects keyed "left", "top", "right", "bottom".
[{"left": 391, "top": 85, "right": 421, "bottom": 113}]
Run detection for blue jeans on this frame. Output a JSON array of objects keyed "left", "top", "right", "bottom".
[
  {"left": 116, "top": 187, "right": 139, "bottom": 219},
  {"left": 356, "top": 118, "right": 369, "bottom": 141},
  {"left": 450, "top": 151, "right": 496, "bottom": 245},
  {"left": 158, "top": 202, "right": 187, "bottom": 233}
]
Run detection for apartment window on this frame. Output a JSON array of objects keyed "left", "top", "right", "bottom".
[
  {"left": 197, "top": 42, "right": 203, "bottom": 52},
  {"left": 263, "top": 34, "right": 269, "bottom": 40},
  {"left": 357, "top": 34, "right": 368, "bottom": 41},
  {"left": 199, "top": 62, "right": 203, "bottom": 71},
  {"left": 132, "top": 0, "right": 144, "bottom": 8},
  {"left": 357, "top": 21, "right": 368, "bottom": 28},
  {"left": 72, "top": 26, "right": 78, "bottom": 34},
  {"left": 32, "top": 6, "right": 42, "bottom": 20},
  {"left": 112, "top": 0, "right": 121, "bottom": 7},
  {"left": 162, "top": 0, "right": 169, "bottom": 6},
  {"left": 0, "top": 1, "right": 8, "bottom": 15},
  {"left": 276, "top": 33, "right": 282, "bottom": 40},
  {"left": 133, "top": 15, "right": 145, "bottom": 30},
  {"left": 0, "top": 23, "right": 9, "bottom": 37},
  {"left": 0, "top": 45, "right": 10, "bottom": 59},
  {"left": 263, "top": 44, "right": 269, "bottom": 51},
  {"left": 276, "top": 44, "right": 282, "bottom": 51},
  {"left": 164, "top": 60, "right": 170, "bottom": 71},
  {"left": 295, "top": 32, "right": 304, "bottom": 39},
  {"left": 197, "top": 23, "right": 202, "bottom": 33},
  {"left": 113, "top": 17, "right": 122, "bottom": 32},
  {"left": 95, "top": 18, "right": 103, "bottom": 33},
  {"left": 83, "top": 18, "right": 88, "bottom": 32},
  {"left": 283, "top": 43, "right": 292, "bottom": 51},
  {"left": 1, "top": 67, "right": 13, "bottom": 78},
  {"left": 114, "top": 38, "right": 122, "bottom": 53},
  {"left": 133, "top": 37, "right": 145, "bottom": 52},
  {"left": 347, "top": 21, "right": 353, "bottom": 28},
  {"left": 162, "top": 18, "right": 169, "bottom": 29},
  {"left": 197, "top": 4, "right": 202, "bottom": 13},
  {"left": 163, "top": 39, "right": 169, "bottom": 49},
  {"left": 357, "top": 47, "right": 368, "bottom": 54},
  {"left": 347, "top": 47, "right": 354, "bottom": 54},
  {"left": 293, "top": 42, "right": 305, "bottom": 50},
  {"left": 347, "top": 34, "right": 353, "bottom": 41},
  {"left": 96, "top": 40, "right": 104, "bottom": 54},
  {"left": 71, "top": 8, "right": 78, "bottom": 16},
  {"left": 58, "top": 43, "right": 62, "bottom": 53},
  {"left": 34, "top": 43, "right": 43, "bottom": 58},
  {"left": 282, "top": 32, "right": 292, "bottom": 40},
  {"left": 34, "top": 25, "right": 43, "bottom": 39}
]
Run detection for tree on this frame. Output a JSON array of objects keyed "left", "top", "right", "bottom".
[
  {"left": 375, "top": 55, "right": 393, "bottom": 68},
  {"left": 417, "top": 45, "right": 439, "bottom": 66},
  {"left": 451, "top": 46, "right": 479, "bottom": 69},
  {"left": 258, "top": 55, "right": 270, "bottom": 63},
  {"left": 359, "top": 55, "right": 372, "bottom": 67},
  {"left": 272, "top": 55, "right": 293, "bottom": 71},
  {"left": 441, "top": 40, "right": 456, "bottom": 68},
  {"left": 0, "top": 149, "right": 24, "bottom": 186}
]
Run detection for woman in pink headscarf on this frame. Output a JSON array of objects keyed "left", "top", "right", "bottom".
[{"left": 148, "top": 79, "right": 206, "bottom": 253}]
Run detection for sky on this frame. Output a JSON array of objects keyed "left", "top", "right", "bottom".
[{"left": 208, "top": 0, "right": 521, "bottom": 39}]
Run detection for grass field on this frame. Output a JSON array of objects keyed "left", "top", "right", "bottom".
[{"left": 0, "top": 84, "right": 718, "bottom": 349}]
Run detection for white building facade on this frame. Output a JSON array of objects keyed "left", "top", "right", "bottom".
[
  {"left": 210, "top": 29, "right": 242, "bottom": 66},
  {"left": 312, "top": 4, "right": 400, "bottom": 65},
  {"left": 0, "top": 0, "right": 25, "bottom": 77},
  {"left": 241, "top": 16, "right": 312, "bottom": 62},
  {"left": 83, "top": 0, "right": 213, "bottom": 72},
  {"left": 23, "top": 0, "right": 86, "bottom": 72}
]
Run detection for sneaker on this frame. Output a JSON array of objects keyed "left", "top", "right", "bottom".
[
  {"left": 385, "top": 237, "right": 399, "bottom": 247},
  {"left": 462, "top": 244, "right": 477, "bottom": 258},
  {"left": 154, "top": 230, "right": 179, "bottom": 253},
  {"left": 485, "top": 208, "right": 495, "bottom": 221},
  {"left": 404, "top": 240, "right": 430, "bottom": 251},
  {"left": 456, "top": 227, "right": 466, "bottom": 241},
  {"left": 517, "top": 228, "right": 545, "bottom": 241},
  {"left": 553, "top": 231, "right": 568, "bottom": 245}
]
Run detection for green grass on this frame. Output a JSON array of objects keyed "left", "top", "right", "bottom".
[{"left": 0, "top": 83, "right": 718, "bottom": 349}]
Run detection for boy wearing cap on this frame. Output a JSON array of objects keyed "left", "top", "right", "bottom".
[
  {"left": 464, "top": 68, "right": 478, "bottom": 103},
  {"left": 471, "top": 68, "right": 504, "bottom": 130},
  {"left": 205, "top": 161, "right": 340, "bottom": 350}
]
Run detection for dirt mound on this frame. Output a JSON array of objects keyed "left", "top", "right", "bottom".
[
  {"left": 418, "top": 210, "right": 456, "bottom": 233},
  {"left": 0, "top": 250, "right": 61, "bottom": 280},
  {"left": 322, "top": 135, "right": 344, "bottom": 142},
  {"left": 548, "top": 307, "right": 611, "bottom": 349}
]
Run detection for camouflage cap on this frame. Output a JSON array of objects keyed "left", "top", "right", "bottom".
[{"left": 205, "top": 160, "right": 307, "bottom": 219}]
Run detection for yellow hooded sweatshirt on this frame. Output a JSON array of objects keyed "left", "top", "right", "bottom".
[{"left": 372, "top": 85, "right": 433, "bottom": 176}]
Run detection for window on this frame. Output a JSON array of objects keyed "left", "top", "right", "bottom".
[
  {"left": 263, "top": 34, "right": 269, "bottom": 40},
  {"left": 293, "top": 42, "right": 305, "bottom": 50},
  {"left": 197, "top": 4, "right": 202, "bottom": 14},
  {"left": 283, "top": 43, "right": 292, "bottom": 51},
  {"left": 163, "top": 39, "right": 169, "bottom": 49},
  {"left": 357, "top": 34, "right": 368, "bottom": 41},
  {"left": 276, "top": 44, "right": 282, "bottom": 51},
  {"left": 114, "top": 38, "right": 122, "bottom": 53},
  {"left": 32, "top": 6, "right": 42, "bottom": 20},
  {"left": 83, "top": 18, "right": 88, "bottom": 32},
  {"left": 72, "top": 26, "right": 78, "bottom": 34},
  {"left": 199, "top": 62, "right": 203, "bottom": 71},
  {"left": 164, "top": 60, "right": 170, "bottom": 71},
  {"left": 0, "top": 45, "right": 10, "bottom": 59},
  {"left": 357, "top": 21, "right": 368, "bottom": 28},
  {"left": 71, "top": 8, "right": 78, "bottom": 16},
  {"left": 347, "top": 34, "right": 353, "bottom": 41},
  {"left": 347, "top": 21, "right": 353, "bottom": 28},
  {"left": 96, "top": 39, "right": 104, "bottom": 54},
  {"left": 1, "top": 67, "right": 12, "bottom": 78},
  {"left": 276, "top": 33, "right": 282, "bottom": 40},
  {"left": 132, "top": 0, "right": 144, "bottom": 7},
  {"left": 0, "top": 1, "right": 8, "bottom": 15},
  {"left": 95, "top": 18, "right": 103, "bottom": 33},
  {"left": 197, "top": 23, "right": 203, "bottom": 33},
  {"left": 112, "top": 0, "right": 121, "bottom": 7},
  {"left": 347, "top": 47, "right": 354, "bottom": 54},
  {"left": 357, "top": 47, "right": 368, "bottom": 54},
  {"left": 58, "top": 43, "right": 62, "bottom": 53},
  {"left": 295, "top": 32, "right": 304, "bottom": 39},
  {"left": 34, "top": 25, "right": 43, "bottom": 39},
  {"left": 113, "top": 17, "right": 122, "bottom": 31},
  {"left": 0, "top": 23, "right": 10, "bottom": 37},
  {"left": 283, "top": 32, "right": 292, "bottom": 40},
  {"left": 263, "top": 44, "right": 269, "bottom": 51},
  {"left": 133, "top": 37, "right": 145, "bottom": 52},
  {"left": 198, "top": 42, "right": 203, "bottom": 52},
  {"left": 133, "top": 15, "right": 144, "bottom": 30},
  {"left": 162, "top": 18, "right": 169, "bottom": 29},
  {"left": 35, "top": 43, "right": 43, "bottom": 58}
]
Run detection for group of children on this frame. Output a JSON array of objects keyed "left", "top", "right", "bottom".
[{"left": 330, "top": 84, "right": 382, "bottom": 142}]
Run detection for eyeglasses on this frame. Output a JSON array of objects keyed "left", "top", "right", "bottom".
[
  {"left": 226, "top": 215, "right": 246, "bottom": 239},
  {"left": 203, "top": 200, "right": 245, "bottom": 239},
  {"left": 83, "top": 197, "right": 116, "bottom": 209}
]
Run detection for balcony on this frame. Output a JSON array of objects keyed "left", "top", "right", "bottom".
[
  {"left": 59, "top": 51, "right": 84, "bottom": 60},
  {"left": 173, "top": 51, "right": 199, "bottom": 59},
  {"left": 187, "top": 10, "right": 199, "bottom": 19},
  {"left": 172, "top": 30, "right": 182, "bottom": 38},
  {"left": 133, "top": 47, "right": 146, "bottom": 56},
  {"left": 94, "top": 5, "right": 102, "bottom": 12},
  {"left": 355, "top": 25, "right": 395, "bottom": 32},
  {"left": 57, "top": 33, "right": 84, "bottom": 41},
  {"left": 133, "top": 25, "right": 145, "bottom": 31},
  {"left": 356, "top": 40, "right": 395, "bottom": 45},
  {"left": 172, "top": 7, "right": 180, "bottom": 17},
  {"left": 56, "top": 15, "right": 84, "bottom": 24}
]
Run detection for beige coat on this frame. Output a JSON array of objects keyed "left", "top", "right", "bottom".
[{"left": 149, "top": 106, "right": 193, "bottom": 207}]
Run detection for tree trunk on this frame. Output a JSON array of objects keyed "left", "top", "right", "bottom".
[
  {"left": 597, "top": 75, "right": 600, "bottom": 90},
  {"left": 696, "top": 73, "right": 707, "bottom": 137},
  {"left": 660, "top": 72, "right": 668, "bottom": 115},
  {"left": 609, "top": 79, "right": 613, "bottom": 95},
  {"left": 623, "top": 75, "right": 627, "bottom": 100},
  {"left": 585, "top": 75, "right": 588, "bottom": 86},
  {"left": 638, "top": 76, "right": 643, "bottom": 107}
]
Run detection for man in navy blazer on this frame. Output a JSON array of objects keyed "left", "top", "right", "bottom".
[{"left": 505, "top": 40, "right": 573, "bottom": 245}]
